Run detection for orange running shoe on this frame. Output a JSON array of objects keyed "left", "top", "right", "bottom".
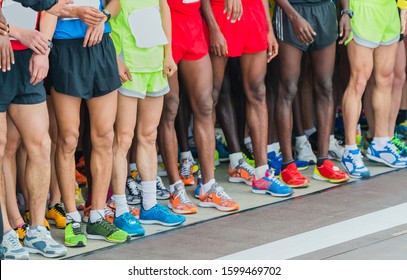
[
  {"left": 75, "top": 169, "right": 87, "bottom": 186},
  {"left": 313, "top": 159, "right": 350, "bottom": 183},
  {"left": 280, "top": 162, "right": 310, "bottom": 188},
  {"left": 199, "top": 183, "right": 239, "bottom": 212},
  {"left": 228, "top": 158, "right": 254, "bottom": 186},
  {"left": 179, "top": 158, "right": 194, "bottom": 186},
  {"left": 168, "top": 183, "right": 198, "bottom": 214}
]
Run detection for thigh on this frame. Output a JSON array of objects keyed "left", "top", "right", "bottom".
[
  {"left": 51, "top": 88, "right": 82, "bottom": 137},
  {"left": 86, "top": 91, "right": 118, "bottom": 137},
  {"left": 137, "top": 96, "right": 164, "bottom": 137},
  {"left": 309, "top": 43, "right": 336, "bottom": 83},
  {"left": 373, "top": 43, "right": 399, "bottom": 79},
  {"left": 240, "top": 51, "right": 268, "bottom": 93},
  {"left": 275, "top": 41, "right": 303, "bottom": 85}
]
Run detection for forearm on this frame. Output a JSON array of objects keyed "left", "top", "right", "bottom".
[
  {"left": 160, "top": 0, "right": 172, "bottom": 57},
  {"left": 201, "top": 0, "right": 220, "bottom": 33},
  {"left": 105, "top": 0, "right": 121, "bottom": 18},
  {"left": 39, "top": 11, "right": 57, "bottom": 41},
  {"left": 274, "top": 0, "right": 299, "bottom": 22},
  {"left": 262, "top": 0, "right": 273, "bottom": 32},
  {"left": 14, "top": 0, "right": 56, "bottom": 12},
  {"left": 339, "top": 0, "right": 349, "bottom": 10}
]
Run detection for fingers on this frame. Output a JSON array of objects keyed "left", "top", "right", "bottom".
[
  {"left": 0, "top": 22, "right": 7, "bottom": 36},
  {"left": 126, "top": 69, "right": 133, "bottom": 81},
  {"left": 83, "top": 28, "right": 91, "bottom": 47},
  {"left": 1, "top": 47, "right": 8, "bottom": 72}
]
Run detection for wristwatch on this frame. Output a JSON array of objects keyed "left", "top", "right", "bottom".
[
  {"left": 341, "top": 9, "right": 354, "bottom": 18},
  {"left": 47, "top": 40, "right": 53, "bottom": 49},
  {"left": 101, "top": 9, "right": 111, "bottom": 22}
]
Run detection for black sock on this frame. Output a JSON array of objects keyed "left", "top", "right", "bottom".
[
  {"left": 317, "top": 157, "right": 328, "bottom": 167},
  {"left": 396, "top": 110, "right": 407, "bottom": 125},
  {"left": 281, "top": 160, "right": 294, "bottom": 170}
]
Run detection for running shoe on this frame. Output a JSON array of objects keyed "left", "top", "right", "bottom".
[
  {"left": 341, "top": 149, "right": 370, "bottom": 179},
  {"left": 46, "top": 203, "right": 66, "bottom": 229},
  {"left": 198, "top": 183, "right": 239, "bottom": 212},
  {"left": 216, "top": 137, "right": 229, "bottom": 162},
  {"left": 14, "top": 223, "right": 29, "bottom": 246},
  {"left": 313, "top": 159, "right": 350, "bottom": 183},
  {"left": 280, "top": 163, "right": 311, "bottom": 188},
  {"left": 131, "top": 169, "right": 139, "bottom": 181},
  {"left": 87, "top": 219, "right": 130, "bottom": 243},
  {"left": 194, "top": 172, "right": 202, "bottom": 198},
  {"left": 395, "top": 120, "right": 407, "bottom": 139},
  {"left": 328, "top": 137, "right": 345, "bottom": 161},
  {"left": 125, "top": 176, "right": 142, "bottom": 205},
  {"left": 214, "top": 149, "right": 220, "bottom": 167},
  {"left": 75, "top": 155, "right": 86, "bottom": 174},
  {"left": 24, "top": 226, "right": 67, "bottom": 258},
  {"left": 242, "top": 152, "right": 256, "bottom": 168},
  {"left": 252, "top": 170, "right": 293, "bottom": 197},
  {"left": 179, "top": 158, "right": 195, "bottom": 186},
  {"left": 75, "top": 169, "right": 87, "bottom": 186},
  {"left": 156, "top": 176, "right": 170, "bottom": 200},
  {"left": 65, "top": 222, "right": 87, "bottom": 247},
  {"left": 24, "top": 211, "right": 51, "bottom": 231},
  {"left": 295, "top": 139, "right": 317, "bottom": 164},
  {"left": 114, "top": 212, "right": 145, "bottom": 237},
  {"left": 157, "top": 162, "right": 168, "bottom": 177},
  {"left": 366, "top": 141, "right": 407, "bottom": 168},
  {"left": 391, "top": 133, "right": 407, "bottom": 157},
  {"left": 3, "top": 230, "right": 29, "bottom": 260},
  {"left": 105, "top": 200, "right": 140, "bottom": 220},
  {"left": 75, "top": 182, "right": 85, "bottom": 210},
  {"left": 139, "top": 204, "right": 186, "bottom": 226},
  {"left": 168, "top": 182, "right": 198, "bottom": 214},
  {"left": 228, "top": 158, "right": 254, "bottom": 185},
  {"left": 268, "top": 151, "right": 309, "bottom": 175}
]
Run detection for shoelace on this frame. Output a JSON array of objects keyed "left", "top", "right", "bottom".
[
  {"left": 350, "top": 152, "right": 365, "bottom": 168},
  {"left": 156, "top": 176, "right": 167, "bottom": 191},
  {"left": 386, "top": 142, "right": 401, "bottom": 157},
  {"left": 53, "top": 203, "right": 66, "bottom": 217},
  {"left": 5, "top": 232, "right": 21, "bottom": 249},
  {"left": 239, "top": 160, "right": 255, "bottom": 175},
  {"left": 94, "top": 219, "right": 118, "bottom": 234},
  {"left": 127, "top": 178, "right": 140, "bottom": 196},
  {"left": 180, "top": 160, "right": 192, "bottom": 176},
  {"left": 71, "top": 223, "right": 84, "bottom": 235},
  {"left": 176, "top": 188, "right": 192, "bottom": 204},
  {"left": 391, "top": 137, "right": 406, "bottom": 153},
  {"left": 299, "top": 140, "right": 313, "bottom": 153},
  {"left": 214, "top": 185, "right": 232, "bottom": 200}
]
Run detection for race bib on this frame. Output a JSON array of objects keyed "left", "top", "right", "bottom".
[
  {"left": 62, "top": 0, "right": 100, "bottom": 20},
  {"left": 128, "top": 7, "right": 168, "bottom": 48},
  {"left": 183, "top": 0, "right": 200, "bottom": 3},
  {"left": 2, "top": 0, "right": 38, "bottom": 38}
]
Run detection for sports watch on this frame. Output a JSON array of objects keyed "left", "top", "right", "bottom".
[
  {"left": 341, "top": 9, "right": 354, "bottom": 18},
  {"left": 102, "top": 9, "right": 111, "bottom": 22}
]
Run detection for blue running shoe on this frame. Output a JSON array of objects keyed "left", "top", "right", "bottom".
[
  {"left": 341, "top": 149, "right": 370, "bottom": 179},
  {"left": 252, "top": 170, "right": 293, "bottom": 197},
  {"left": 139, "top": 204, "right": 186, "bottom": 227},
  {"left": 366, "top": 141, "right": 407, "bottom": 168},
  {"left": 24, "top": 225, "right": 67, "bottom": 258},
  {"left": 391, "top": 133, "right": 407, "bottom": 157},
  {"left": 216, "top": 138, "right": 229, "bottom": 162},
  {"left": 268, "top": 152, "right": 309, "bottom": 175},
  {"left": 395, "top": 120, "right": 407, "bottom": 139},
  {"left": 114, "top": 212, "right": 145, "bottom": 237},
  {"left": 195, "top": 172, "right": 202, "bottom": 198}
]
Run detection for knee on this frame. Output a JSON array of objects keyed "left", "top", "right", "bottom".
[
  {"left": 193, "top": 91, "right": 213, "bottom": 119},
  {"left": 92, "top": 127, "right": 114, "bottom": 151},
  {"left": 4, "top": 137, "right": 21, "bottom": 158},
  {"left": 246, "top": 79, "right": 266, "bottom": 105},
  {"left": 115, "top": 131, "right": 134, "bottom": 152},
  {"left": 393, "top": 68, "right": 406, "bottom": 89},
  {"left": 161, "top": 95, "right": 179, "bottom": 122},
  {"left": 349, "top": 76, "right": 368, "bottom": 96},
  {"left": 278, "top": 79, "right": 297, "bottom": 103},
  {"left": 58, "top": 130, "right": 80, "bottom": 154},
  {"left": 314, "top": 78, "right": 333, "bottom": 102},
  {"left": 137, "top": 127, "right": 158, "bottom": 148},
  {"left": 27, "top": 134, "right": 51, "bottom": 161},
  {"left": 375, "top": 71, "right": 395, "bottom": 89}
]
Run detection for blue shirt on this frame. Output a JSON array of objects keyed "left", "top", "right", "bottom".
[{"left": 53, "top": 0, "right": 111, "bottom": 39}]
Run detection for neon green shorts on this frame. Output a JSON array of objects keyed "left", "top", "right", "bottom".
[
  {"left": 119, "top": 71, "right": 169, "bottom": 99},
  {"left": 346, "top": 0, "right": 400, "bottom": 48}
]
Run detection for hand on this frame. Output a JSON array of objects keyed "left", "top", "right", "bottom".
[
  {"left": 291, "top": 15, "right": 316, "bottom": 45},
  {"left": 338, "top": 14, "right": 352, "bottom": 44},
  {"left": 18, "top": 28, "right": 49, "bottom": 55},
  {"left": 83, "top": 22, "right": 104, "bottom": 47},
  {"left": 0, "top": 34, "right": 14, "bottom": 72},
  {"left": 210, "top": 28, "right": 228, "bottom": 56},
  {"left": 401, "top": 9, "right": 407, "bottom": 35},
  {"left": 266, "top": 30, "right": 278, "bottom": 62},
  {"left": 78, "top": 6, "right": 105, "bottom": 27},
  {"left": 224, "top": 0, "right": 243, "bottom": 23},
  {"left": 0, "top": 21, "right": 8, "bottom": 36},
  {"left": 117, "top": 56, "right": 132, "bottom": 83},
  {"left": 47, "top": 0, "right": 74, "bottom": 17},
  {"left": 29, "top": 53, "right": 49, "bottom": 85},
  {"left": 163, "top": 55, "right": 177, "bottom": 78}
]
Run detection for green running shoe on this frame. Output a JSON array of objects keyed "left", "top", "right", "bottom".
[
  {"left": 87, "top": 219, "right": 130, "bottom": 243},
  {"left": 65, "top": 222, "right": 87, "bottom": 247}
]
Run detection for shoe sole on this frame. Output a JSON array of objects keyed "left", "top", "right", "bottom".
[
  {"left": 25, "top": 247, "right": 67, "bottom": 258},
  {"left": 312, "top": 173, "right": 350, "bottom": 184},
  {"left": 157, "top": 194, "right": 170, "bottom": 200},
  {"left": 127, "top": 200, "right": 141, "bottom": 205},
  {"left": 219, "top": 158, "right": 230, "bottom": 162},
  {"left": 65, "top": 240, "right": 86, "bottom": 248},
  {"left": 251, "top": 189, "right": 293, "bottom": 197},
  {"left": 47, "top": 219, "right": 66, "bottom": 229},
  {"left": 139, "top": 219, "right": 185, "bottom": 227},
  {"left": 168, "top": 202, "right": 198, "bottom": 214},
  {"left": 228, "top": 177, "right": 252, "bottom": 186},
  {"left": 198, "top": 202, "right": 239, "bottom": 212},
  {"left": 87, "top": 234, "right": 130, "bottom": 243},
  {"left": 366, "top": 153, "right": 407, "bottom": 169}
]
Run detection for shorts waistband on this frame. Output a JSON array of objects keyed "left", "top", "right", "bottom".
[
  {"left": 52, "top": 33, "right": 110, "bottom": 46},
  {"left": 351, "top": 0, "right": 394, "bottom": 6},
  {"left": 291, "top": 0, "right": 331, "bottom": 7}
]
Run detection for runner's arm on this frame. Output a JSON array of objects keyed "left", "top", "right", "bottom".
[{"left": 160, "top": 0, "right": 177, "bottom": 77}]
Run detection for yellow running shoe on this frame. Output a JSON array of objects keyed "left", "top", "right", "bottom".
[
  {"left": 46, "top": 203, "right": 67, "bottom": 229},
  {"left": 24, "top": 210, "right": 51, "bottom": 231}
]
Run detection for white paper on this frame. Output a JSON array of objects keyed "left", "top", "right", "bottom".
[
  {"left": 183, "top": 0, "right": 200, "bottom": 3},
  {"left": 62, "top": 0, "right": 100, "bottom": 20},
  {"left": 2, "top": 0, "right": 38, "bottom": 35},
  {"left": 128, "top": 7, "right": 168, "bottom": 48}
]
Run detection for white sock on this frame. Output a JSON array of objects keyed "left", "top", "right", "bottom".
[
  {"left": 229, "top": 152, "right": 243, "bottom": 169},
  {"left": 169, "top": 180, "right": 182, "bottom": 193},
  {"left": 180, "top": 151, "right": 193, "bottom": 161},
  {"left": 244, "top": 136, "right": 252, "bottom": 146},
  {"left": 66, "top": 211, "right": 82, "bottom": 224},
  {"left": 295, "top": 135, "right": 307, "bottom": 144},
  {"left": 329, "top": 135, "right": 336, "bottom": 142},
  {"left": 373, "top": 137, "right": 389, "bottom": 149},
  {"left": 141, "top": 180, "right": 157, "bottom": 211},
  {"left": 90, "top": 210, "right": 105, "bottom": 223},
  {"left": 255, "top": 165, "right": 268, "bottom": 180},
  {"left": 201, "top": 178, "right": 215, "bottom": 195},
  {"left": 345, "top": 144, "right": 358, "bottom": 152},
  {"left": 113, "top": 194, "right": 128, "bottom": 217},
  {"left": 267, "top": 142, "right": 280, "bottom": 154},
  {"left": 129, "top": 163, "right": 137, "bottom": 172},
  {"left": 304, "top": 127, "right": 317, "bottom": 138}
]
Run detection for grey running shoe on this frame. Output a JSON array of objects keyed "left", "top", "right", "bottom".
[
  {"left": 3, "top": 230, "right": 29, "bottom": 260},
  {"left": 125, "top": 176, "right": 141, "bottom": 205},
  {"left": 24, "top": 225, "right": 67, "bottom": 258},
  {"left": 156, "top": 176, "right": 170, "bottom": 200}
]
